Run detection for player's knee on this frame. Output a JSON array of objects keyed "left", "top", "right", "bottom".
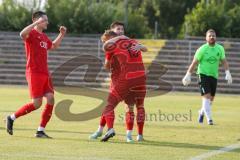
[
  {"left": 125, "top": 105, "right": 134, "bottom": 112},
  {"left": 47, "top": 96, "right": 55, "bottom": 105},
  {"left": 203, "top": 93, "right": 211, "bottom": 99},
  {"left": 32, "top": 99, "right": 42, "bottom": 109},
  {"left": 210, "top": 96, "right": 214, "bottom": 102}
]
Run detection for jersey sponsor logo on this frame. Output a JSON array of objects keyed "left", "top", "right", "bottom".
[
  {"left": 40, "top": 41, "right": 48, "bottom": 49},
  {"left": 207, "top": 56, "right": 217, "bottom": 64}
]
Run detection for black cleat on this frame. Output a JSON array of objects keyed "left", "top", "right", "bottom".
[
  {"left": 35, "top": 131, "right": 52, "bottom": 139},
  {"left": 101, "top": 128, "right": 115, "bottom": 142},
  {"left": 208, "top": 120, "right": 214, "bottom": 125},
  {"left": 6, "top": 116, "right": 14, "bottom": 135}
]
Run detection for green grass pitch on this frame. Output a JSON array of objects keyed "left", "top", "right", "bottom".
[{"left": 0, "top": 85, "right": 239, "bottom": 160}]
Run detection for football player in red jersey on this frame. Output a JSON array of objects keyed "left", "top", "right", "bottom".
[
  {"left": 90, "top": 22, "right": 147, "bottom": 142},
  {"left": 5, "top": 11, "right": 67, "bottom": 138},
  {"left": 110, "top": 21, "right": 147, "bottom": 142},
  {"left": 90, "top": 30, "right": 147, "bottom": 142}
]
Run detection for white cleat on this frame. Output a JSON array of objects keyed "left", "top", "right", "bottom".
[
  {"left": 89, "top": 131, "right": 102, "bottom": 140},
  {"left": 137, "top": 135, "right": 144, "bottom": 142},
  {"left": 126, "top": 135, "right": 134, "bottom": 143}
]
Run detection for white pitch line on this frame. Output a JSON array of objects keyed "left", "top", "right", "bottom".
[{"left": 189, "top": 143, "right": 240, "bottom": 160}]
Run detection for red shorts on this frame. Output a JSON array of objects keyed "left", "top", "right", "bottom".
[
  {"left": 26, "top": 72, "right": 54, "bottom": 99},
  {"left": 109, "top": 76, "right": 146, "bottom": 106}
]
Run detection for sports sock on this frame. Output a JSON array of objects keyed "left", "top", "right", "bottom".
[
  {"left": 202, "top": 98, "right": 212, "bottom": 121},
  {"left": 199, "top": 107, "right": 204, "bottom": 115},
  {"left": 137, "top": 107, "right": 145, "bottom": 135},
  {"left": 105, "top": 110, "right": 115, "bottom": 129},
  {"left": 40, "top": 104, "right": 54, "bottom": 128},
  {"left": 125, "top": 111, "right": 134, "bottom": 131},
  {"left": 99, "top": 115, "right": 106, "bottom": 127},
  {"left": 97, "top": 125, "right": 104, "bottom": 133},
  {"left": 14, "top": 103, "right": 36, "bottom": 119},
  {"left": 126, "top": 130, "right": 132, "bottom": 137},
  {"left": 37, "top": 126, "right": 45, "bottom": 132},
  {"left": 10, "top": 114, "right": 16, "bottom": 121}
]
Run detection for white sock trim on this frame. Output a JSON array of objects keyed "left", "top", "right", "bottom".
[
  {"left": 126, "top": 130, "right": 132, "bottom": 136},
  {"left": 97, "top": 125, "right": 104, "bottom": 133},
  {"left": 202, "top": 98, "right": 212, "bottom": 121},
  {"left": 10, "top": 114, "right": 16, "bottom": 121},
  {"left": 38, "top": 127, "right": 45, "bottom": 132}
]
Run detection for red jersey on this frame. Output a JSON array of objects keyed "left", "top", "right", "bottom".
[
  {"left": 24, "top": 29, "right": 52, "bottom": 75},
  {"left": 105, "top": 37, "right": 145, "bottom": 81}
]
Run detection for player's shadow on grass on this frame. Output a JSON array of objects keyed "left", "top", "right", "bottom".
[
  {"left": 110, "top": 140, "right": 240, "bottom": 153},
  {"left": 10, "top": 127, "right": 92, "bottom": 135}
]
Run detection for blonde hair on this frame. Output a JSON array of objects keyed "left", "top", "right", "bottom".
[{"left": 101, "top": 30, "right": 118, "bottom": 43}]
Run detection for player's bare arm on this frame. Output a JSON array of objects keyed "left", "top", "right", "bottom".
[
  {"left": 104, "top": 60, "right": 111, "bottom": 71},
  {"left": 187, "top": 58, "right": 199, "bottom": 74},
  {"left": 19, "top": 17, "right": 46, "bottom": 40},
  {"left": 140, "top": 45, "right": 148, "bottom": 52},
  {"left": 139, "top": 44, "right": 148, "bottom": 52},
  {"left": 51, "top": 26, "right": 67, "bottom": 50},
  {"left": 221, "top": 59, "right": 230, "bottom": 71},
  {"left": 129, "top": 41, "right": 148, "bottom": 52}
]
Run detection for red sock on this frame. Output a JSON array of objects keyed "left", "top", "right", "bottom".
[
  {"left": 126, "top": 111, "right": 134, "bottom": 130},
  {"left": 14, "top": 103, "right": 36, "bottom": 118},
  {"left": 100, "top": 114, "right": 106, "bottom": 127},
  {"left": 103, "top": 94, "right": 119, "bottom": 129},
  {"left": 40, "top": 104, "right": 54, "bottom": 128},
  {"left": 137, "top": 107, "right": 145, "bottom": 135},
  {"left": 105, "top": 110, "right": 115, "bottom": 129}
]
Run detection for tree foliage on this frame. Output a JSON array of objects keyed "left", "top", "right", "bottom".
[
  {"left": 1, "top": 0, "right": 240, "bottom": 38},
  {"left": 181, "top": 0, "right": 240, "bottom": 38}
]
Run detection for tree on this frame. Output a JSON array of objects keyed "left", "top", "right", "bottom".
[
  {"left": 0, "top": 0, "right": 31, "bottom": 31},
  {"left": 180, "top": 0, "right": 240, "bottom": 38},
  {"left": 140, "top": 0, "right": 198, "bottom": 38},
  {"left": 46, "top": 0, "right": 151, "bottom": 37}
]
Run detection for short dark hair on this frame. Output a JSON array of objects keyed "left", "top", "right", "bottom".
[
  {"left": 110, "top": 21, "right": 125, "bottom": 29},
  {"left": 32, "top": 11, "right": 46, "bottom": 20},
  {"left": 206, "top": 29, "right": 216, "bottom": 35}
]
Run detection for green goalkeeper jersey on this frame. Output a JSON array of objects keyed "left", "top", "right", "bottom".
[{"left": 194, "top": 43, "right": 226, "bottom": 79}]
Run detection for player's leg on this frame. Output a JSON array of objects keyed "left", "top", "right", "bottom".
[
  {"left": 35, "top": 76, "right": 55, "bottom": 138},
  {"left": 101, "top": 94, "right": 120, "bottom": 142},
  {"left": 125, "top": 104, "right": 135, "bottom": 142},
  {"left": 6, "top": 97, "right": 42, "bottom": 135},
  {"left": 198, "top": 75, "right": 205, "bottom": 123},
  {"left": 202, "top": 93, "right": 213, "bottom": 125},
  {"left": 132, "top": 83, "right": 146, "bottom": 141},
  {"left": 198, "top": 74, "right": 213, "bottom": 124},
  {"left": 207, "top": 76, "right": 217, "bottom": 125},
  {"left": 6, "top": 72, "right": 44, "bottom": 135},
  {"left": 89, "top": 114, "right": 105, "bottom": 140},
  {"left": 89, "top": 83, "right": 120, "bottom": 140},
  {"left": 35, "top": 92, "right": 54, "bottom": 138},
  {"left": 136, "top": 99, "right": 145, "bottom": 141}
]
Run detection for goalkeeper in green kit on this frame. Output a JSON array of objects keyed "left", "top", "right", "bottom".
[{"left": 182, "top": 29, "right": 232, "bottom": 125}]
